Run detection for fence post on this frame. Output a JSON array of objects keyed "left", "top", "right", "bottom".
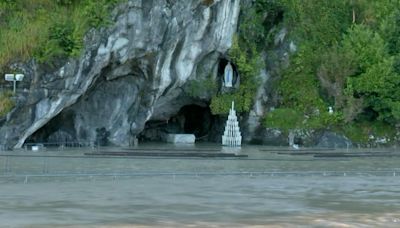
[
  {"left": 42, "top": 157, "right": 49, "bottom": 174},
  {"left": 4, "top": 156, "right": 10, "bottom": 174}
]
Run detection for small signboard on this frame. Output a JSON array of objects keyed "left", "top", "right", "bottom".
[
  {"left": 5, "top": 74, "right": 14, "bottom": 81},
  {"left": 15, "top": 74, "right": 24, "bottom": 81}
]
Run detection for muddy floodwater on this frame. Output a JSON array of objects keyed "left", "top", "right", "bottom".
[{"left": 0, "top": 144, "right": 399, "bottom": 227}]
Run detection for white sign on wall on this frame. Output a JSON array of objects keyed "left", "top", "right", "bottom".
[
  {"left": 4, "top": 73, "right": 24, "bottom": 94},
  {"left": 15, "top": 74, "right": 24, "bottom": 81},
  {"left": 5, "top": 74, "right": 15, "bottom": 81}
]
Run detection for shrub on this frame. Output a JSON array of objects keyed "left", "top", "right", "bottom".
[
  {"left": 338, "top": 121, "right": 396, "bottom": 144},
  {"left": 49, "top": 21, "right": 77, "bottom": 54},
  {"left": 263, "top": 108, "right": 304, "bottom": 133},
  {"left": 83, "top": 0, "right": 119, "bottom": 28}
]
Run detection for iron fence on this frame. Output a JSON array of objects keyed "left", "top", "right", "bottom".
[{"left": 0, "top": 152, "right": 399, "bottom": 184}]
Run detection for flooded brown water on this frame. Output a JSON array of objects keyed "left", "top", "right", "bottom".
[{"left": 0, "top": 144, "right": 399, "bottom": 227}]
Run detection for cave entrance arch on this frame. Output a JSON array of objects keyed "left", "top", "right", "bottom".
[
  {"left": 177, "top": 104, "right": 212, "bottom": 139},
  {"left": 25, "top": 110, "right": 78, "bottom": 146},
  {"left": 138, "top": 104, "right": 214, "bottom": 142}
]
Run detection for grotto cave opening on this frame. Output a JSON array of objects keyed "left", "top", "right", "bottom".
[
  {"left": 25, "top": 110, "right": 80, "bottom": 147},
  {"left": 138, "top": 104, "right": 215, "bottom": 142}
]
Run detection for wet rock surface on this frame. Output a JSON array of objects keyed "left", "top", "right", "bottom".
[{"left": 0, "top": 0, "right": 240, "bottom": 148}]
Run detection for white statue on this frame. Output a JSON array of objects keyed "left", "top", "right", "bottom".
[
  {"left": 222, "top": 101, "right": 242, "bottom": 147},
  {"left": 328, "top": 106, "right": 333, "bottom": 115},
  {"left": 223, "top": 62, "right": 233, "bottom": 87}
]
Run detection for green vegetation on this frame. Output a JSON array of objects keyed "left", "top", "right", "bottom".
[
  {"left": 210, "top": 36, "right": 262, "bottom": 114},
  {"left": 247, "top": 0, "right": 400, "bottom": 142},
  {"left": 2, "top": 0, "right": 399, "bottom": 143},
  {"left": 202, "top": 0, "right": 214, "bottom": 6},
  {"left": 185, "top": 75, "right": 218, "bottom": 98},
  {"left": 0, "top": 0, "right": 121, "bottom": 71},
  {"left": 264, "top": 108, "right": 343, "bottom": 133},
  {"left": 263, "top": 108, "right": 303, "bottom": 133},
  {"left": 210, "top": 1, "right": 266, "bottom": 115},
  {"left": 0, "top": 91, "right": 15, "bottom": 117},
  {"left": 0, "top": 0, "right": 122, "bottom": 116},
  {"left": 338, "top": 121, "right": 397, "bottom": 144}
]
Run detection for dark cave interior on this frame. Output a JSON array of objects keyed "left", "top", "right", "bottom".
[
  {"left": 138, "top": 104, "right": 215, "bottom": 142},
  {"left": 25, "top": 104, "right": 221, "bottom": 146},
  {"left": 25, "top": 110, "right": 79, "bottom": 146}
]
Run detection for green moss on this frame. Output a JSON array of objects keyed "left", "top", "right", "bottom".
[
  {"left": 210, "top": 91, "right": 255, "bottom": 114},
  {"left": 0, "top": 91, "right": 15, "bottom": 117},
  {"left": 185, "top": 76, "right": 217, "bottom": 98}
]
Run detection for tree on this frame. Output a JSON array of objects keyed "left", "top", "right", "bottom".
[{"left": 342, "top": 25, "right": 400, "bottom": 123}]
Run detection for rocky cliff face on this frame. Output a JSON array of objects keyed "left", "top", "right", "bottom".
[{"left": 0, "top": 0, "right": 240, "bottom": 149}]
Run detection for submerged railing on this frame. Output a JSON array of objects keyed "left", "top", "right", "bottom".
[
  {"left": 0, "top": 152, "right": 399, "bottom": 184},
  {"left": 23, "top": 141, "right": 95, "bottom": 151},
  {"left": 1, "top": 171, "right": 400, "bottom": 184}
]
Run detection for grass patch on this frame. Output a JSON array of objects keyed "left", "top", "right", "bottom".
[
  {"left": 0, "top": 0, "right": 122, "bottom": 72},
  {"left": 0, "top": 91, "right": 15, "bottom": 117}
]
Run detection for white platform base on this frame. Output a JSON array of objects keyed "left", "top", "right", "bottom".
[{"left": 166, "top": 134, "right": 196, "bottom": 144}]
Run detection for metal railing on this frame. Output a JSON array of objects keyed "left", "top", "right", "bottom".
[
  {"left": 0, "top": 152, "right": 399, "bottom": 184},
  {"left": 23, "top": 141, "right": 95, "bottom": 151}
]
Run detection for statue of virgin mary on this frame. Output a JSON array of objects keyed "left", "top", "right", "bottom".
[{"left": 223, "top": 62, "right": 233, "bottom": 88}]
